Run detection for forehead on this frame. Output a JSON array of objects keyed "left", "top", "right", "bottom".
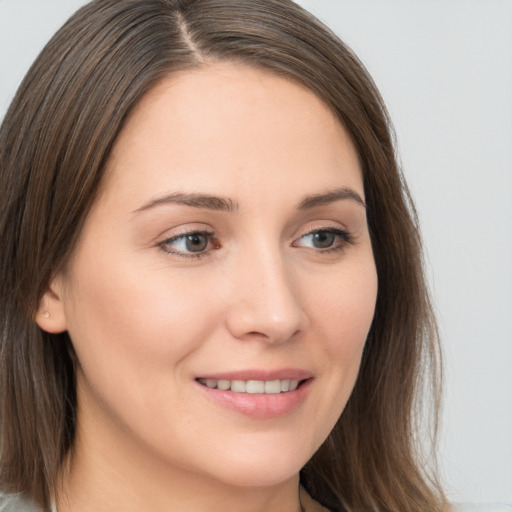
[{"left": 101, "top": 62, "right": 362, "bottom": 207}]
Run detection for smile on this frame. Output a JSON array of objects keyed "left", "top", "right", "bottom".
[
  {"left": 197, "top": 378, "right": 299, "bottom": 394},
  {"left": 195, "top": 372, "right": 313, "bottom": 418}
]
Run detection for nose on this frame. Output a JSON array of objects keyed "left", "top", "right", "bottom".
[{"left": 224, "top": 247, "right": 308, "bottom": 344}]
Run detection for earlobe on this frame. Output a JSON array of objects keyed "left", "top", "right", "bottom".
[{"left": 35, "top": 280, "right": 68, "bottom": 334}]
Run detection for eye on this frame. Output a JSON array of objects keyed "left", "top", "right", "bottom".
[
  {"left": 159, "top": 230, "right": 218, "bottom": 257},
  {"left": 294, "top": 228, "right": 353, "bottom": 251}
]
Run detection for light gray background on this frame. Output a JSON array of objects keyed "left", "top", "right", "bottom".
[{"left": 1, "top": 0, "right": 511, "bottom": 505}]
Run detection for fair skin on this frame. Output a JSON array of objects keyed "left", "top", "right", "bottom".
[{"left": 38, "top": 63, "right": 377, "bottom": 512}]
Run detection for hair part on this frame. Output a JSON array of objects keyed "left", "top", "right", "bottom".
[{"left": 0, "top": 1, "right": 445, "bottom": 510}]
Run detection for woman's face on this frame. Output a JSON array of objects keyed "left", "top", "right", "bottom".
[{"left": 48, "top": 63, "right": 377, "bottom": 487}]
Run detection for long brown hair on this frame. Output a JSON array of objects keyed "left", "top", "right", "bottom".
[{"left": 0, "top": 1, "right": 445, "bottom": 510}]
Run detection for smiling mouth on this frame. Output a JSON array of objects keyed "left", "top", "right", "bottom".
[{"left": 196, "top": 378, "right": 305, "bottom": 394}]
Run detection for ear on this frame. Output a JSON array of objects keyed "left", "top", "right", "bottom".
[{"left": 35, "top": 277, "right": 68, "bottom": 334}]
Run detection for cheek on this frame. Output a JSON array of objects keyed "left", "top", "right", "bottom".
[
  {"left": 62, "top": 252, "right": 220, "bottom": 392},
  {"left": 312, "top": 255, "right": 377, "bottom": 350},
  {"left": 310, "top": 257, "right": 377, "bottom": 410},
  {"left": 62, "top": 255, "right": 226, "bottom": 458}
]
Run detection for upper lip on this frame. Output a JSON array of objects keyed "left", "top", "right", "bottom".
[{"left": 195, "top": 368, "right": 313, "bottom": 381}]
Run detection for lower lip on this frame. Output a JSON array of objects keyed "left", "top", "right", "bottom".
[{"left": 196, "top": 379, "right": 312, "bottom": 419}]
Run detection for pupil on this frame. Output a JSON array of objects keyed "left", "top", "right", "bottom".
[
  {"left": 186, "top": 234, "right": 207, "bottom": 252},
  {"left": 313, "top": 231, "right": 335, "bottom": 248}
]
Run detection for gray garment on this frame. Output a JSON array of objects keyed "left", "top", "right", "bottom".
[
  {"left": 457, "top": 506, "right": 512, "bottom": 512},
  {"left": 0, "top": 492, "right": 41, "bottom": 512},
  {"left": 1, "top": 491, "right": 512, "bottom": 512}
]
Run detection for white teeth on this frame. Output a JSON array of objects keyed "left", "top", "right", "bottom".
[
  {"left": 246, "top": 380, "right": 265, "bottom": 393},
  {"left": 217, "top": 379, "right": 230, "bottom": 390},
  {"left": 205, "top": 379, "right": 217, "bottom": 388},
  {"left": 264, "top": 380, "right": 281, "bottom": 394},
  {"left": 230, "top": 380, "right": 246, "bottom": 393},
  {"left": 198, "top": 378, "right": 303, "bottom": 394}
]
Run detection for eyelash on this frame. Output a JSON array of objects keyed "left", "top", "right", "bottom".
[
  {"left": 158, "top": 227, "right": 354, "bottom": 259},
  {"left": 159, "top": 230, "right": 218, "bottom": 259},
  {"left": 294, "top": 227, "right": 354, "bottom": 253}
]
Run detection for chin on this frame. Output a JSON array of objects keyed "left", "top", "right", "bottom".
[
  {"left": 193, "top": 436, "right": 313, "bottom": 488},
  {"left": 206, "top": 459, "right": 302, "bottom": 488}
]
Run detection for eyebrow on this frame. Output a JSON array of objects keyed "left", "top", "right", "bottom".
[
  {"left": 298, "top": 187, "right": 366, "bottom": 210},
  {"left": 133, "top": 192, "right": 239, "bottom": 214},
  {"left": 133, "top": 186, "right": 365, "bottom": 215}
]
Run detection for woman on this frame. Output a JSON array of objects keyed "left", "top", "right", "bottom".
[{"left": 0, "top": 1, "right": 446, "bottom": 511}]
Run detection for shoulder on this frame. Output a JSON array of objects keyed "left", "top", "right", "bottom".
[
  {"left": 0, "top": 491, "right": 41, "bottom": 512},
  {"left": 452, "top": 504, "right": 512, "bottom": 512}
]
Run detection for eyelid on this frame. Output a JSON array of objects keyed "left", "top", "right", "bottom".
[
  {"left": 156, "top": 222, "right": 354, "bottom": 259},
  {"left": 293, "top": 225, "right": 354, "bottom": 250},
  {"left": 158, "top": 228, "right": 218, "bottom": 258}
]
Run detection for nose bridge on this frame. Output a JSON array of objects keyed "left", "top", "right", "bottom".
[{"left": 226, "top": 238, "right": 306, "bottom": 343}]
